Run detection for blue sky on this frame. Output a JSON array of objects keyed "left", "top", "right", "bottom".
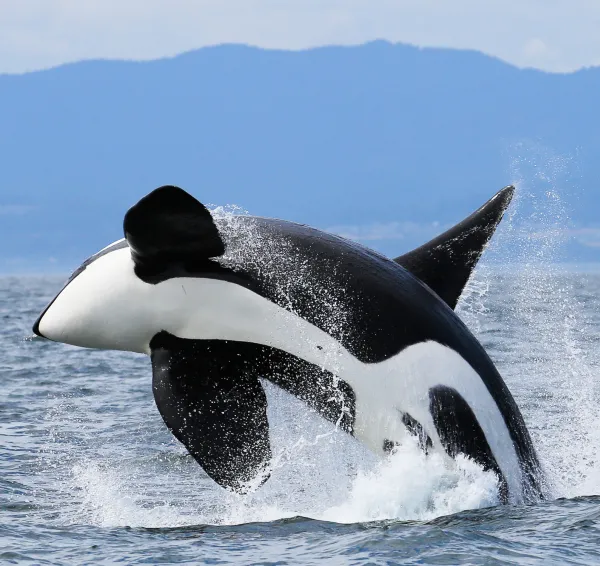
[{"left": 1, "top": 1, "right": 600, "bottom": 74}]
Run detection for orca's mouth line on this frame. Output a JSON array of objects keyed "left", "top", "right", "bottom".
[
  {"left": 32, "top": 287, "right": 66, "bottom": 339},
  {"left": 32, "top": 313, "right": 46, "bottom": 338}
]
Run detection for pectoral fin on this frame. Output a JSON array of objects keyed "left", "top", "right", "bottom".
[{"left": 150, "top": 331, "right": 271, "bottom": 493}]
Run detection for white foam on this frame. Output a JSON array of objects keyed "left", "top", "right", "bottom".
[
  {"left": 71, "top": 461, "right": 189, "bottom": 529},
  {"left": 66, "top": 384, "right": 499, "bottom": 528},
  {"left": 319, "top": 440, "right": 499, "bottom": 524}
]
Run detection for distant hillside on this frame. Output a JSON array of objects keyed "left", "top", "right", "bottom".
[{"left": 1, "top": 41, "right": 599, "bottom": 272}]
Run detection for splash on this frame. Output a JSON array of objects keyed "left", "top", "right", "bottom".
[
  {"left": 71, "top": 461, "right": 187, "bottom": 529},
  {"left": 211, "top": 206, "right": 353, "bottom": 367},
  {"left": 320, "top": 441, "right": 499, "bottom": 524},
  {"left": 61, "top": 382, "right": 500, "bottom": 528},
  {"left": 458, "top": 141, "right": 600, "bottom": 500}
]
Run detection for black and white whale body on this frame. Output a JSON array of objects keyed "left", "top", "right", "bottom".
[{"left": 33, "top": 185, "right": 545, "bottom": 502}]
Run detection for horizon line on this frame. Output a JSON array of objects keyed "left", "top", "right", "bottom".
[{"left": 2, "top": 40, "right": 597, "bottom": 79}]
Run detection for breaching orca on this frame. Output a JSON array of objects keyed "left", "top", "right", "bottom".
[{"left": 33, "top": 185, "right": 545, "bottom": 503}]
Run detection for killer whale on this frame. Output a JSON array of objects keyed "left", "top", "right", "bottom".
[{"left": 33, "top": 185, "right": 545, "bottom": 502}]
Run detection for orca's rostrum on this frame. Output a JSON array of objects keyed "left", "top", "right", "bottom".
[{"left": 33, "top": 185, "right": 546, "bottom": 502}]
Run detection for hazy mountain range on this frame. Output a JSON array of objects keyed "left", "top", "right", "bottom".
[{"left": 1, "top": 41, "right": 599, "bottom": 272}]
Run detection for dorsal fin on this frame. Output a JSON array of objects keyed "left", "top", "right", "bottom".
[
  {"left": 124, "top": 185, "right": 225, "bottom": 271},
  {"left": 394, "top": 186, "right": 514, "bottom": 309}
]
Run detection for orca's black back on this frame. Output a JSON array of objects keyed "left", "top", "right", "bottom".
[{"left": 219, "top": 216, "right": 460, "bottom": 363}]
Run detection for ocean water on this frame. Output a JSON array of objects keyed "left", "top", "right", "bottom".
[
  {"left": 2, "top": 265, "right": 600, "bottom": 564},
  {"left": 4, "top": 181, "right": 600, "bottom": 564}
]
